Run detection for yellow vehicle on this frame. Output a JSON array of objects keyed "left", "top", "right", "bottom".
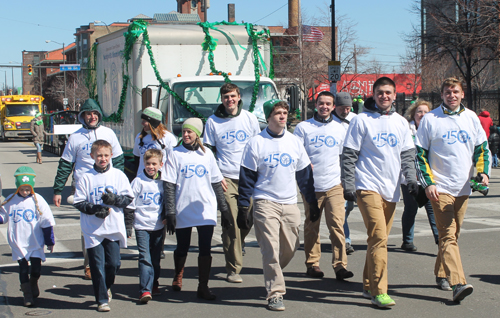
[{"left": 0, "top": 95, "right": 44, "bottom": 141}]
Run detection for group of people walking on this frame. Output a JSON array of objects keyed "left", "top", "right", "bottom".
[{"left": 0, "top": 76, "right": 490, "bottom": 312}]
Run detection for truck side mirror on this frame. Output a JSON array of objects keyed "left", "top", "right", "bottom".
[{"left": 142, "top": 88, "right": 152, "bottom": 111}]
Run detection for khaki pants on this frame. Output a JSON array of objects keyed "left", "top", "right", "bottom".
[
  {"left": 431, "top": 193, "right": 468, "bottom": 286},
  {"left": 303, "top": 184, "right": 347, "bottom": 272},
  {"left": 221, "top": 178, "right": 251, "bottom": 274},
  {"left": 357, "top": 190, "right": 396, "bottom": 296},
  {"left": 253, "top": 199, "right": 301, "bottom": 299}
]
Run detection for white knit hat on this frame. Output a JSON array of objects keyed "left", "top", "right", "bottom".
[{"left": 182, "top": 118, "right": 203, "bottom": 137}]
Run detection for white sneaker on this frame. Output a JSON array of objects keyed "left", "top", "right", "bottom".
[
  {"left": 107, "top": 289, "right": 112, "bottom": 302},
  {"left": 227, "top": 272, "right": 243, "bottom": 283},
  {"left": 98, "top": 303, "right": 110, "bottom": 312}
]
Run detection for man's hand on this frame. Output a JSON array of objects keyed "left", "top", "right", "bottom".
[
  {"left": 221, "top": 179, "right": 228, "bottom": 192},
  {"left": 47, "top": 245, "right": 54, "bottom": 253},
  {"left": 480, "top": 173, "right": 489, "bottom": 186},
  {"left": 92, "top": 205, "right": 110, "bottom": 219},
  {"left": 220, "top": 207, "right": 234, "bottom": 230},
  {"left": 425, "top": 185, "right": 439, "bottom": 202},
  {"left": 408, "top": 181, "right": 419, "bottom": 197},
  {"left": 237, "top": 206, "right": 252, "bottom": 230},
  {"left": 126, "top": 227, "right": 133, "bottom": 238},
  {"left": 343, "top": 191, "right": 357, "bottom": 202},
  {"left": 309, "top": 201, "right": 321, "bottom": 222},
  {"left": 53, "top": 194, "right": 62, "bottom": 207},
  {"left": 101, "top": 189, "right": 118, "bottom": 205}
]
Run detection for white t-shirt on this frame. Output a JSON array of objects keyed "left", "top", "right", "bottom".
[
  {"left": 415, "top": 106, "right": 489, "bottom": 196},
  {"left": 61, "top": 126, "right": 123, "bottom": 182},
  {"left": 129, "top": 172, "right": 164, "bottom": 231},
  {"left": 74, "top": 167, "right": 133, "bottom": 249},
  {"left": 133, "top": 131, "right": 177, "bottom": 180},
  {"left": 344, "top": 111, "right": 415, "bottom": 202},
  {"left": 294, "top": 117, "right": 345, "bottom": 192},
  {"left": 332, "top": 112, "right": 357, "bottom": 132},
  {"left": 0, "top": 193, "right": 55, "bottom": 261},
  {"left": 241, "top": 129, "right": 311, "bottom": 204},
  {"left": 204, "top": 110, "right": 261, "bottom": 179},
  {"left": 164, "top": 146, "right": 223, "bottom": 229}
]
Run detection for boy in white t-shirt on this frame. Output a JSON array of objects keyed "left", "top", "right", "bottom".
[
  {"left": 125, "top": 149, "right": 166, "bottom": 304},
  {"left": 415, "top": 77, "right": 490, "bottom": 303},
  {"left": 238, "top": 100, "right": 318, "bottom": 311},
  {"left": 342, "top": 77, "right": 417, "bottom": 308},
  {"left": 73, "top": 140, "right": 134, "bottom": 312}
]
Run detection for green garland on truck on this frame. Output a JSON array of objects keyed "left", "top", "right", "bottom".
[{"left": 87, "top": 19, "right": 274, "bottom": 123}]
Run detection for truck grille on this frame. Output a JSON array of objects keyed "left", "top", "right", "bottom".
[{"left": 19, "top": 123, "right": 31, "bottom": 129}]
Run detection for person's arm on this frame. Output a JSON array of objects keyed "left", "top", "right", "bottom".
[
  {"left": 341, "top": 147, "right": 359, "bottom": 201},
  {"left": 163, "top": 181, "right": 176, "bottom": 235},
  {"left": 473, "top": 141, "right": 491, "bottom": 185},
  {"left": 295, "top": 164, "right": 316, "bottom": 204},
  {"left": 123, "top": 208, "right": 135, "bottom": 237},
  {"left": 100, "top": 189, "right": 133, "bottom": 208},
  {"left": 238, "top": 166, "right": 258, "bottom": 207},
  {"left": 401, "top": 148, "right": 418, "bottom": 194},
  {"left": 112, "top": 154, "right": 125, "bottom": 172},
  {"left": 30, "top": 120, "right": 37, "bottom": 137},
  {"left": 212, "top": 182, "right": 232, "bottom": 229}
]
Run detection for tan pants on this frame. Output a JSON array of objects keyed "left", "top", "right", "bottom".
[
  {"left": 431, "top": 193, "right": 468, "bottom": 286},
  {"left": 221, "top": 178, "right": 251, "bottom": 274},
  {"left": 303, "top": 184, "right": 347, "bottom": 272},
  {"left": 357, "top": 190, "right": 396, "bottom": 296},
  {"left": 253, "top": 199, "right": 301, "bottom": 299}
]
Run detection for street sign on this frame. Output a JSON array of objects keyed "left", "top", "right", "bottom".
[
  {"left": 63, "top": 98, "right": 68, "bottom": 105},
  {"left": 60, "top": 64, "right": 81, "bottom": 71},
  {"left": 328, "top": 61, "right": 341, "bottom": 83}
]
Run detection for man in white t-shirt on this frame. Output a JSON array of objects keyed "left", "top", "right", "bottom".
[
  {"left": 294, "top": 91, "right": 354, "bottom": 281},
  {"left": 342, "top": 77, "right": 417, "bottom": 308},
  {"left": 415, "top": 77, "right": 491, "bottom": 303},
  {"left": 237, "top": 100, "right": 319, "bottom": 311},
  {"left": 204, "top": 83, "right": 260, "bottom": 284}
]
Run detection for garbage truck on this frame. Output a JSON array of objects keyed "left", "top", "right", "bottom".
[{"left": 92, "top": 21, "right": 280, "bottom": 156}]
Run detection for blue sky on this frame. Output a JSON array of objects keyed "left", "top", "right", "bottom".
[{"left": 0, "top": 0, "right": 417, "bottom": 90}]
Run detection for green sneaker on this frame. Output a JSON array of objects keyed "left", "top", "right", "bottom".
[{"left": 371, "top": 293, "right": 396, "bottom": 307}]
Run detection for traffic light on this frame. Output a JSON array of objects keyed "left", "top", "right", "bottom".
[{"left": 28, "top": 64, "right": 33, "bottom": 76}]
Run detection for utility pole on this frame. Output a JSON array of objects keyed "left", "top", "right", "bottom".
[{"left": 329, "top": 0, "right": 339, "bottom": 94}]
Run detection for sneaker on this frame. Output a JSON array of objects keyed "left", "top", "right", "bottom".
[
  {"left": 436, "top": 277, "right": 452, "bottom": 291},
  {"left": 335, "top": 268, "right": 354, "bottom": 281},
  {"left": 140, "top": 292, "right": 152, "bottom": 304},
  {"left": 346, "top": 243, "right": 355, "bottom": 255},
  {"left": 371, "top": 293, "right": 396, "bottom": 307},
  {"left": 107, "top": 289, "right": 112, "bottom": 302},
  {"left": 97, "top": 303, "right": 110, "bottom": 312},
  {"left": 227, "top": 272, "right": 243, "bottom": 283},
  {"left": 401, "top": 242, "right": 417, "bottom": 252},
  {"left": 267, "top": 295, "right": 285, "bottom": 311},
  {"left": 306, "top": 266, "right": 324, "bottom": 278},
  {"left": 362, "top": 290, "right": 371, "bottom": 299},
  {"left": 452, "top": 284, "right": 473, "bottom": 302},
  {"left": 84, "top": 266, "right": 92, "bottom": 280},
  {"left": 152, "top": 285, "right": 161, "bottom": 296}
]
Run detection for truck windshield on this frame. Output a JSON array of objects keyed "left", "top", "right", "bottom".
[
  {"left": 161, "top": 81, "right": 278, "bottom": 125},
  {"left": 6, "top": 104, "right": 39, "bottom": 117}
]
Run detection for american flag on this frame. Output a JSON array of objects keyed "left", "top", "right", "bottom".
[{"left": 302, "top": 25, "right": 324, "bottom": 42}]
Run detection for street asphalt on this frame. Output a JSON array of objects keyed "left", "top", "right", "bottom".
[{"left": 0, "top": 140, "right": 499, "bottom": 318}]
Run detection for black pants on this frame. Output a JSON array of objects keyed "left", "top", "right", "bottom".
[
  {"left": 175, "top": 225, "right": 214, "bottom": 257},
  {"left": 18, "top": 257, "right": 42, "bottom": 284}
]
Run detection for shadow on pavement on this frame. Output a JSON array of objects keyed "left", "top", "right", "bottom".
[{"left": 470, "top": 274, "right": 500, "bottom": 285}]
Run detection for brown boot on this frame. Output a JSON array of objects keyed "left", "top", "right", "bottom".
[
  {"left": 21, "top": 282, "right": 34, "bottom": 307},
  {"left": 30, "top": 276, "right": 40, "bottom": 298},
  {"left": 197, "top": 256, "right": 216, "bottom": 300},
  {"left": 172, "top": 253, "right": 186, "bottom": 291}
]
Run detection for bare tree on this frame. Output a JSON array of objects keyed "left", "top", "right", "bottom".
[
  {"left": 400, "top": 34, "right": 422, "bottom": 96},
  {"left": 45, "top": 73, "right": 89, "bottom": 111},
  {"left": 416, "top": 0, "right": 500, "bottom": 107}
]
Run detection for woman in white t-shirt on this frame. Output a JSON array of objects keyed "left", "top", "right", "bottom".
[{"left": 164, "top": 118, "right": 231, "bottom": 301}]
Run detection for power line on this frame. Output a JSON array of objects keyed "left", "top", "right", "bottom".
[
  {"left": 253, "top": 2, "right": 288, "bottom": 24},
  {"left": 0, "top": 16, "right": 72, "bottom": 31}
]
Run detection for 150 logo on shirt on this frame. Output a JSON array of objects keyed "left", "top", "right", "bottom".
[
  {"left": 373, "top": 132, "right": 398, "bottom": 148},
  {"left": 442, "top": 130, "right": 470, "bottom": 144},
  {"left": 310, "top": 135, "right": 337, "bottom": 148},
  {"left": 139, "top": 192, "right": 162, "bottom": 206},
  {"left": 181, "top": 164, "right": 208, "bottom": 178},
  {"left": 10, "top": 209, "right": 38, "bottom": 223},
  {"left": 90, "top": 186, "right": 116, "bottom": 204},
  {"left": 221, "top": 130, "right": 248, "bottom": 145},
  {"left": 264, "top": 153, "right": 293, "bottom": 168}
]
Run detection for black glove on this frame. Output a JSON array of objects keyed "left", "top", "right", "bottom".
[
  {"left": 344, "top": 191, "right": 357, "bottom": 202},
  {"left": 126, "top": 227, "right": 133, "bottom": 238},
  {"left": 309, "top": 201, "right": 321, "bottom": 222},
  {"left": 101, "top": 188, "right": 118, "bottom": 205},
  {"left": 220, "top": 207, "right": 233, "bottom": 230},
  {"left": 166, "top": 213, "right": 176, "bottom": 235},
  {"left": 237, "top": 206, "right": 252, "bottom": 230},
  {"left": 408, "top": 181, "right": 419, "bottom": 197},
  {"left": 92, "top": 205, "right": 110, "bottom": 219}
]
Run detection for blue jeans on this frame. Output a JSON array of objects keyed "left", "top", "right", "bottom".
[
  {"left": 35, "top": 143, "right": 42, "bottom": 153},
  {"left": 493, "top": 154, "right": 498, "bottom": 167},
  {"left": 87, "top": 239, "right": 121, "bottom": 305},
  {"left": 401, "top": 184, "right": 439, "bottom": 244},
  {"left": 18, "top": 257, "right": 41, "bottom": 284},
  {"left": 135, "top": 228, "right": 164, "bottom": 294},
  {"left": 343, "top": 201, "right": 354, "bottom": 244}
]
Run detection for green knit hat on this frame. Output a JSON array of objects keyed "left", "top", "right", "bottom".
[
  {"left": 263, "top": 99, "right": 286, "bottom": 119},
  {"left": 182, "top": 118, "right": 203, "bottom": 137},
  {"left": 14, "top": 166, "right": 36, "bottom": 192},
  {"left": 141, "top": 107, "right": 163, "bottom": 128}
]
